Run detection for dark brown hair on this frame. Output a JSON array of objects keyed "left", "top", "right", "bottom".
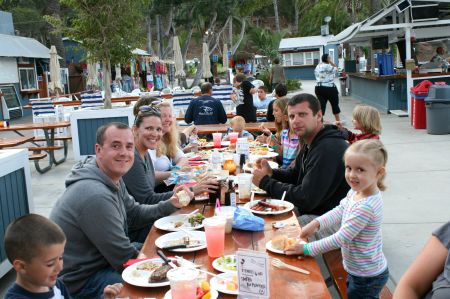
[{"left": 5, "top": 214, "right": 66, "bottom": 263}]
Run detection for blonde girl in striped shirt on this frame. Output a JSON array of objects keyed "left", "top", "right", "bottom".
[{"left": 286, "top": 139, "right": 389, "bottom": 299}]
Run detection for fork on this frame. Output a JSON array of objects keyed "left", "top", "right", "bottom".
[{"left": 271, "top": 258, "right": 310, "bottom": 275}]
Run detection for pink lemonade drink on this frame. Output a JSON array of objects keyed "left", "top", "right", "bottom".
[
  {"left": 229, "top": 132, "right": 239, "bottom": 144},
  {"left": 212, "top": 133, "right": 222, "bottom": 148},
  {"left": 167, "top": 267, "right": 199, "bottom": 299},
  {"left": 203, "top": 216, "right": 226, "bottom": 257}
]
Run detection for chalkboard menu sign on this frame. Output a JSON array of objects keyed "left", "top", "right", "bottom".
[
  {"left": 0, "top": 86, "right": 20, "bottom": 109},
  {"left": 0, "top": 85, "right": 22, "bottom": 119}
]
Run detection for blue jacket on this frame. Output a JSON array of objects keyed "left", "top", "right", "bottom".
[{"left": 185, "top": 95, "right": 227, "bottom": 125}]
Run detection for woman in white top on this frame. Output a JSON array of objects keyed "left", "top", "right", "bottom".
[{"left": 150, "top": 102, "right": 188, "bottom": 185}]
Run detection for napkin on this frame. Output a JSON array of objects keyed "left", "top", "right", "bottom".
[
  {"left": 188, "top": 155, "right": 202, "bottom": 161},
  {"left": 232, "top": 207, "right": 264, "bottom": 231}
]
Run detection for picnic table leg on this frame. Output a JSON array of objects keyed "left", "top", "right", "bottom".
[
  {"left": 33, "top": 149, "right": 53, "bottom": 174},
  {"left": 43, "top": 128, "right": 67, "bottom": 165}
]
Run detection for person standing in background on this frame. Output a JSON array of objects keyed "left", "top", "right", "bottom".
[
  {"left": 231, "top": 74, "right": 257, "bottom": 122},
  {"left": 269, "top": 57, "right": 286, "bottom": 91},
  {"left": 314, "top": 53, "right": 341, "bottom": 122}
]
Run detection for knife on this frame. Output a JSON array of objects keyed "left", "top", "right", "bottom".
[
  {"left": 163, "top": 243, "right": 203, "bottom": 250},
  {"left": 157, "top": 250, "right": 178, "bottom": 269}
]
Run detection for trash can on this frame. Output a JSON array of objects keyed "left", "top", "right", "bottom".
[
  {"left": 410, "top": 90, "right": 428, "bottom": 129},
  {"left": 425, "top": 85, "right": 450, "bottom": 135}
]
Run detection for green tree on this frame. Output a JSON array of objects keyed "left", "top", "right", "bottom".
[
  {"left": 247, "top": 27, "right": 286, "bottom": 58},
  {"left": 50, "top": 0, "right": 149, "bottom": 108}
]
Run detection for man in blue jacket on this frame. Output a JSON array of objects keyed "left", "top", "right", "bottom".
[{"left": 185, "top": 82, "right": 227, "bottom": 125}]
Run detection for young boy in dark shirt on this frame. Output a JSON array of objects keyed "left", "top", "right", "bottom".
[{"left": 4, "top": 214, "right": 122, "bottom": 299}]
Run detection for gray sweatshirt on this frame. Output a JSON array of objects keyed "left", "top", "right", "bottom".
[{"left": 50, "top": 156, "right": 177, "bottom": 293}]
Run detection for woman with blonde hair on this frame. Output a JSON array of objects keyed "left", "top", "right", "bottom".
[
  {"left": 149, "top": 102, "right": 189, "bottom": 188},
  {"left": 258, "top": 97, "right": 299, "bottom": 169}
]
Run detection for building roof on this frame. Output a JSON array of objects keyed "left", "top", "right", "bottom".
[
  {"left": 279, "top": 35, "right": 335, "bottom": 51},
  {"left": 328, "top": 0, "right": 450, "bottom": 45},
  {"left": 0, "top": 34, "right": 53, "bottom": 59}
]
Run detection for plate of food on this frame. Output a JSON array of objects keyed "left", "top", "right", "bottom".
[
  {"left": 266, "top": 235, "right": 307, "bottom": 254},
  {"left": 243, "top": 161, "right": 278, "bottom": 173},
  {"left": 243, "top": 199, "right": 294, "bottom": 215},
  {"left": 122, "top": 257, "right": 195, "bottom": 287},
  {"left": 154, "top": 213, "right": 205, "bottom": 232},
  {"left": 253, "top": 151, "right": 279, "bottom": 159},
  {"left": 210, "top": 272, "right": 238, "bottom": 295},
  {"left": 155, "top": 230, "right": 206, "bottom": 252},
  {"left": 212, "top": 255, "right": 237, "bottom": 272}
]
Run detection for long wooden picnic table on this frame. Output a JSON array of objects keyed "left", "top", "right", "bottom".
[
  {"left": 188, "top": 122, "right": 276, "bottom": 135},
  {"left": 119, "top": 200, "right": 331, "bottom": 299},
  {"left": 0, "top": 121, "right": 71, "bottom": 173}
]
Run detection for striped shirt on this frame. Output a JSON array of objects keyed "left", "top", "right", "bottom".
[
  {"left": 346, "top": 130, "right": 380, "bottom": 144},
  {"left": 304, "top": 190, "right": 388, "bottom": 277},
  {"left": 280, "top": 129, "right": 299, "bottom": 169}
]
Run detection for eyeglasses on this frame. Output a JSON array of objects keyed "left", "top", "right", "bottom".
[{"left": 139, "top": 100, "right": 162, "bottom": 113}]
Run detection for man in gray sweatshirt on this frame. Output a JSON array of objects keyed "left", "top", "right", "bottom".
[{"left": 50, "top": 123, "right": 184, "bottom": 298}]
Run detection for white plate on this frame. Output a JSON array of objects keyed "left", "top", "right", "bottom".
[
  {"left": 265, "top": 239, "right": 307, "bottom": 254},
  {"left": 243, "top": 199, "right": 294, "bottom": 215},
  {"left": 121, "top": 258, "right": 195, "bottom": 287},
  {"left": 243, "top": 161, "right": 278, "bottom": 173},
  {"left": 154, "top": 214, "right": 204, "bottom": 232},
  {"left": 155, "top": 231, "right": 206, "bottom": 252},
  {"left": 210, "top": 272, "right": 238, "bottom": 295},
  {"left": 255, "top": 151, "right": 279, "bottom": 159},
  {"left": 164, "top": 289, "right": 219, "bottom": 299},
  {"left": 212, "top": 255, "right": 237, "bottom": 273}
]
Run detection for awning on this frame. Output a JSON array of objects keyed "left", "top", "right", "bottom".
[{"left": 0, "top": 34, "right": 54, "bottom": 59}]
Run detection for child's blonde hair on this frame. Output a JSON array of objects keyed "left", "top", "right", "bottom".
[
  {"left": 352, "top": 105, "right": 382, "bottom": 135},
  {"left": 273, "top": 96, "right": 289, "bottom": 137},
  {"left": 156, "top": 101, "right": 180, "bottom": 159},
  {"left": 345, "top": 139, "right": 388, "bottom": 191},
  {"left": 231, "top": 115, "right": 246, "bottom": 131}
]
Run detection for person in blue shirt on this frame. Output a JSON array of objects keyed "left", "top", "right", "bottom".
[
  {"left": 253, "top": 86, "right": 272, "bottom": 109},
  {"left": 185, "top": 82, "right": 227, "bottom": 125}
]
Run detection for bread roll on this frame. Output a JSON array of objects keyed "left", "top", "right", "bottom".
[
  {"left": 271, "top": 235, "right": 287, "bottom": 251},
  {"left": 177, "top": 190, "right": 190, "bottom": 207},
  {"left": 272, "top": 235, "right": 296, "bottom": 251}
]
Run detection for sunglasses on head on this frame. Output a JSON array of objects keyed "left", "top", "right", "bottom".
[{"left": 134, "top": 102, "right": 162, "bottom": 125}]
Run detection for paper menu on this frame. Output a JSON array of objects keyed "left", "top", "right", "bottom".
[{"left": 236, "top": 249, "right": 270, "bottom": 298}]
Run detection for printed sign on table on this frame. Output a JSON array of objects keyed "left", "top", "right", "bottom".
[{"left": 236, "top": 249, "right": 269, "bottom": 298}]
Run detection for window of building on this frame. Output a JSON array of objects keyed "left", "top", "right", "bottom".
[
  {"left": 292, "top": 53, "right": 304, "bottom": 66},
  {"left": 18, "top": 68, "right": 38, "bottom": 91},
  {"left": 283, "top": 53, "right": 292, "bottom": 66},
  {"left": 282, "top": 51, "right": 320, "bottom": 66}
]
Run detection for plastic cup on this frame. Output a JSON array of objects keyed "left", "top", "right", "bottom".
[
  {"left": 238, "top": 173, "right": 253, "bottom": 202},
  {"left": 203, "top": 216, "right": 226, "bottom": 257},
  {"left": 212, "top": 133, "right": 222, "bottom": 148},
  {"left": 217, "top": 206, "right": 236, "bottom": 234},
  {"left": 167, "top": 267, "right": 199, "bottom": 299},
  {"left": 229, "top": 132, "right": 239, "bottom": 144}
]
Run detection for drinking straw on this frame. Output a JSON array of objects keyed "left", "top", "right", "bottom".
[
  {"left": 281, "top": 191, "right": 287, "bottom": 201},
  {"left": 216, "top": 198, "right": 222, "bottom": 213}
]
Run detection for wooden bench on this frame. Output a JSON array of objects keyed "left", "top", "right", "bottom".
[
  {"left": 33, "top": 135, "right": 72, "bottom": 142},
  {"left": 323, "top": 249, "right": 393, "bottom": 299},
  {"left": 28, "top": 153, "right": 47, "bottom": 160},
  {"left": 28, "top": 146, "right": 64, "bottom": 152}
]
